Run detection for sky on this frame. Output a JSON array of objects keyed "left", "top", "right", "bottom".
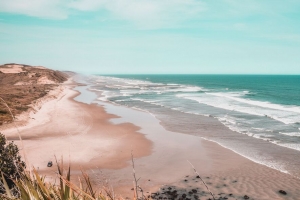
[{"left": 0, "top": 0, "right": 300, "bottom": 74}]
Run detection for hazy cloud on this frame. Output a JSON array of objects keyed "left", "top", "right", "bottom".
[
  {"left": 0, "top": 0, "right": 206, "bottom": 28},
  {"left": 0, "top": 0, "right": 299, "bottom": 30},
  {"left": 0, "top": 0, "right": 68, "bottom": 19}
]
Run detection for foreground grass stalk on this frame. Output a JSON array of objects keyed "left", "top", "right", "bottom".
[
  {"left": 1, "top": 172, "right": 12, "bottom": 198},
  {"left": 187, "top": 160, "right": 216, "bottom": 200},
  {"left": 0, "top": 97, "right": 29, "bottom": 169},
  {"left": 1, "top": 160, "right": 116, "bottom": 200},
  {"left": 131, "top": 152, "right": 139, "bottom": 200}
]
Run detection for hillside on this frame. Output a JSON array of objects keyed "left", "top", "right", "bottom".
[{"left": 0, "top": 63, "right": 68, "bottom": 125}]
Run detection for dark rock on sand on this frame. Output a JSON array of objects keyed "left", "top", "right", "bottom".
[{"left": 279, "top": 190, "right": 287, "bottom": 195}]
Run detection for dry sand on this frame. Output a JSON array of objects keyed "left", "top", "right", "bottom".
[
  {"left": 2, "top": 80, "right": 300, "bottom": 200},
  {"left": 2, "top": 82, "right": 152, "bottom": 172},
  {"left": 0, "top": 64, "right": 25, "bottom": 73}
]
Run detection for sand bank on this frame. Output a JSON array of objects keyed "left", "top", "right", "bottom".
[{"left": 2, "top": 79, "right": 300, "bottom": 199}]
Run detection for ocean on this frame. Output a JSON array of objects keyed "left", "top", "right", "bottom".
[{"left": 85, "top": 75, "right": 300, "bottom": 177}]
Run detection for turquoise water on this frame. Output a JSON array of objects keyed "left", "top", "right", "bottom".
[
  {"left": 109, "top": 75, "right": 300, "bottom": 107},
  {"left": 88, "top": 74, "right": 300, "bottom": 176},
  {"left": 93, "top": 74, "right": 300, "bottom": 145}
]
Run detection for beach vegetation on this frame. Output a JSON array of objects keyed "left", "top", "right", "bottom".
[
  {"left": 0, "top": 133, "right": 26, "bottom": 195},
  {"left": 0, "top": 159, "right": 117, "bottom": 200},
  {"left": 0, "top": 131, "right": 116, "bottom": 200}
]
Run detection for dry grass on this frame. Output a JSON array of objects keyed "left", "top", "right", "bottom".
[{"left": 1, "top": 160, "right": 121, "bottom": 200}]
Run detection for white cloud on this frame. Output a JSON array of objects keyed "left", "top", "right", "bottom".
[
  {"left": 1, "top": 0, "right": 299, "bottom": 30},
  {"left": 68, "top": 0, "right": 207, "bottom": 28},
  {"left": 0, "top": 0, "right": 69, "bottom": 19},
  {"left": 68, "top": 0, "right": 106, "bottom": 11},
  {"left": 103, "top": 0, "right": 206, "bottom": 28},
  {"left": 0, "top": 0, "right": 206, "bottom": 28}
]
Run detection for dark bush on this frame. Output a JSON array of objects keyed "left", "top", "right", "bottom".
[
  {"left": 0, "top": 133, "right": 26, "bottom": 193},
  {"left": 0, "top": 109, "right": 8, "bottom": 114}
]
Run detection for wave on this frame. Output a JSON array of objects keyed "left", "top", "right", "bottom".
[
  {"left": 91, "top": 75, "right": 300, "bottom": 154},
  {"left": 130, "top": 98, "right": 167, "bottom": 108},
  {"left": 178, "top": 93, "right": 300, "bottom": 125},
  {"left": 209, "top": 92, "right": 300, "bottom": 114},
  {"left": 279, "top": 132, "right": 300, "bottom": 137},
  {"left": 277, "top": 143, "right": 300, "bottom": 151},
  {"left": 95, "top": 76, "right": 206, "bottom": 96}
]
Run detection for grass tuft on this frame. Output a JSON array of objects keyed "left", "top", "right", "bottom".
[{"left": 1, "top": 163, "right": 121, "bottom": 200}]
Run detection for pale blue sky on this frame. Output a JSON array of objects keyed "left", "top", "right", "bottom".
[{"left": 0, "top": 0, "right": 300, "bottom": 74}]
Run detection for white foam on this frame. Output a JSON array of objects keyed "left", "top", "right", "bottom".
[
  {"left": 98, "top": 97, "right": 108, "bottom": 102},
  {"left": 167, "top": 83, "right": 179, "bottom": 86},
  {"left": 92, "top": 75, "right": 300, "bottom": 155},
  {"left": 115, "top": 99, "right": 127, "bottom": 102},
  {"left": 277, "top": 143, "right": 300, "bottom": 151},
  {"left": 279, "top": 132, "right": 300, "bottom": 137},
  {"left": 210, "top": 92, "right": 300, "bottom": 114},
  {"left": 130, "top": 98, "right": 166, "bottom": 107},
  {"left": 178, "top": 93, "right": 300, "bottom": 125},
  {"left": 94, "top": 76, "right": 206, "bottom": 98}
]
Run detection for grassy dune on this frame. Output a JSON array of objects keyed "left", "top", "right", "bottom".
[{"left": 0, "top": 64, "right": 67, "bottom": 125}]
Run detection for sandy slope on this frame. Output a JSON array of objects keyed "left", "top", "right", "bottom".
[{"left": 0, "top": 64, "right": 25, "bottom": 73}]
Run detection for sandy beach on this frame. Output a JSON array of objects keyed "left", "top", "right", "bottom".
[
  {"left": 2, "top": 77, "right": 300, "bottom": 200},
  {"left": 2, "top": 1, "right": 300, "bottom": 199}
]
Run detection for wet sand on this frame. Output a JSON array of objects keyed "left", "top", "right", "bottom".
[
  {"left": 2, "top": 80, "right": 300, "bottom": 200},
  {"left": 92, "top": 101, "right": 300, "bottom": 200}
]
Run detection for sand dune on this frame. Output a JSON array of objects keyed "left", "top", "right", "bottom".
[{"left": 0, "top": 64, "right": 25, "bottom": 73}]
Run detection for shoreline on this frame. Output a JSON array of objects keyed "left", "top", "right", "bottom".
[
  {"left": 87, "top": 80, "right": 300, "bottom": 180},
  {"left": 92, "top": 100, "right": 300, "bottom": 199},
  {"left": 70, "top": 79, "right": 300, "bottom": 199},
  {"left": 1, "top": 76, "right": 300, "bottom": 199}
]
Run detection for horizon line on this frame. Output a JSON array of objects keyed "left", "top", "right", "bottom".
[{"left": 90, "top": 73, "right": 300, "bottom": 76}]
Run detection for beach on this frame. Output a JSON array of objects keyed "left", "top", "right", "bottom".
[
  {"left": 2, "top": 1, "right": 300, "bottom": 199},
  {"left": 1, "top": 75, "right": 300, "bottom": 200}
]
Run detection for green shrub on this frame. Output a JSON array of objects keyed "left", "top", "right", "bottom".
[{"left": 0, "top": 133, "right": 26, "bottom": 193}]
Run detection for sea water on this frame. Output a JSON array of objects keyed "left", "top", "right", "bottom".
[{"left": 87, "top": 75, "right": 300, "bottom": 177}]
